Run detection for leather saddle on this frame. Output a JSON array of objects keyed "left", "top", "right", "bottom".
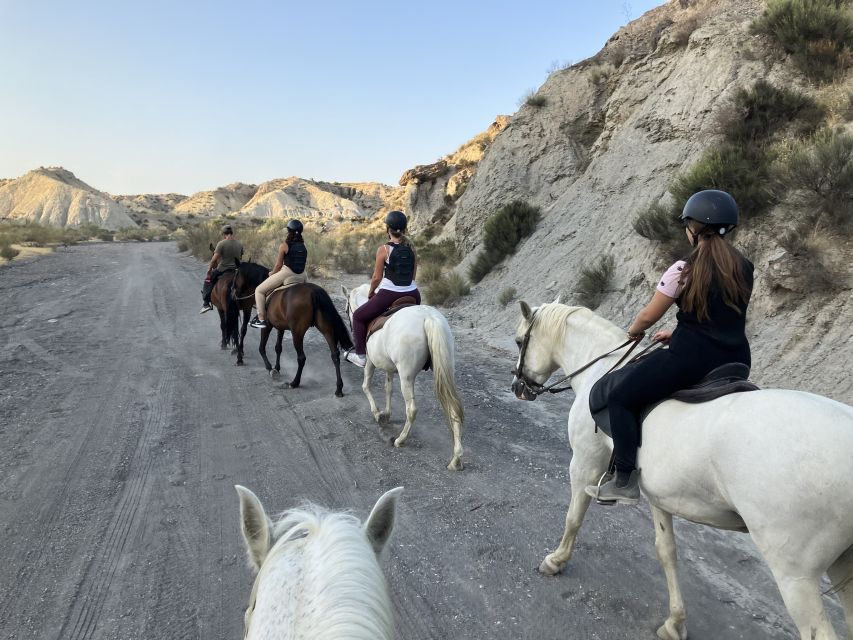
[
  {"left": 366, "top": 296, "right": 419, "bottom": 339},
  {"left": 590, "top": 361, "right": 760, "bottom": 439}
]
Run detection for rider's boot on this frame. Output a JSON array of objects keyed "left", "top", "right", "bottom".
[{"left": 585, "top": 469, "right": 640, "bottom": 505}]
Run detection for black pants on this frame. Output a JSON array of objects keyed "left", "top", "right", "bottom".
[
  {"left": 608, "top": 343, "right": 748, "bottom": 473},
  {"left": 202, "top": 270, "right": 223, "bottom": 304}
]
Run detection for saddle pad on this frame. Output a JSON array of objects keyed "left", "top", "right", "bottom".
[
  {"left": 589, "top": 361, "right": 759, "bottom": 438},
  {"left": 366, "top": 298, "right": 418, "bottom": 339}
]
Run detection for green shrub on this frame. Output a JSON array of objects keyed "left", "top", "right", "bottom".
[
  {"left": 498, "top": 286, "right": 517, "bottom": 307},
  {"left": 0, "top": 243, "right": 19, "bottom": 260},
  {"left": 670, "top": 144, "right": 778, "bottom": 220},
  {"left": 425, "top": 272, "right": 470, "bottom": 306},
  {"left": 574, "top": 255, "right": 615, "bottom": 310},
  {"left": 632, "top": 203, "right": 686, "bottom": 261},
  {"left": 726, "top": 80, "right": 825, "bottom": 142},
  {"left": 782, "top": 127, "right": 853, "bottom": 228},
  {"left": 468, "top": 201, "right": 541, "bottom": 283},
  {"left": 522, "top": 90, "right": 547, "bottom": 108},
  {"left": 752, "top": 0, "right": 853, "bottom": 82},
  {"left": 417, "top": 262, "right": 444, "bottom": 284}
]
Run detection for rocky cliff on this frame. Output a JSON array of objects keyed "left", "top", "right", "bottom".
[
  {"left": 441, "top": 0, "right": 853, "bottom": 401},
  {"left": 0, "top": 168, "right": 137, "bottom": 230},
  {"left": 173, "top": 183, "right": 258, "bottom": 217}
]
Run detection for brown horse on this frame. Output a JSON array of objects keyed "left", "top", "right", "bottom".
[
  {"left": 220, "top": 262, "right": 269, "bottom": 365},
  {"left": 232, "top": 267, "right": 353, "bottom": 397},
  {"left": 210, "top": 269, "right": 240, "bottom": 351}
]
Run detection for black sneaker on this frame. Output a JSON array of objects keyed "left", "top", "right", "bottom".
[{"left": 249, "top": 316, "right": 269, "bottom": 329}]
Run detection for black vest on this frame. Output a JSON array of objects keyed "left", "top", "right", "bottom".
[
  {"left": 283, "top": 241, "right": 307, "bottom": 275},
  {"left": 384, "top": 243, "right": 415, "bottom": 286},
  {"left": 670, "top": 257, "right": 754, "bottom": 357}
]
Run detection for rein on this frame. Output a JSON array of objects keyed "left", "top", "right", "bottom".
[{"left": 512, "top": 311, "right": 658, "bottom": 398}]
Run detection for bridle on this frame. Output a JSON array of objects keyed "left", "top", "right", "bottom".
[
  {"left": 231, "top": 268, "right": 256, "bottom": 301},
  {"left": 511, "top": 310, "right": 656, "bottom": 398}
]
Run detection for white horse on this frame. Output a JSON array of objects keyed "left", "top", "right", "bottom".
[
  {"left": 342, "top": 283, "right": 464, "bottom": 470},
  {"left": 510, "top": 301, "right": 853, "bottom": 640},
  {"left": 235, "top": 485, "right": 403, "bottom": 640}
]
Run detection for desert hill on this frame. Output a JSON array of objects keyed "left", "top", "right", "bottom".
[{"left": 0, "top": 167, "right": 137, "bottom": 230}]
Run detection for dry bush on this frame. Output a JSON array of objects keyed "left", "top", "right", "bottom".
[
  {"left": 589, "top": 63, "right": 615, "bottom": 84},
  {"left": 521, "top": 89, "right": 547, "bottom": 108},
  {"left": 498, "top": 286, "right": 517, "bottom": 307},
  {"left": 0, "top": 243, "right": 19, "bottom": 260},
  {"left": 424, "top": 272, "right": 470, "bottom": 307},
  {"left": 574, "top": 255, "right": 615, "bottom": 310}
]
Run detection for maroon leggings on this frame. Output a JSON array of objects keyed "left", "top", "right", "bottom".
[{"left": 353, "top": 288, "right": 421, "bottom": 354}]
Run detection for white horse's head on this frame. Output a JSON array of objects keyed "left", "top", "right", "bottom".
[
  {"left": 236, "top": 485, "right": 402, "bottom": 640},
  {"left": 341, "top": 283, "right": 370, "bottom": 322},
  {"left": 512, "top": 300, "right": 587, "bottom": 401}
]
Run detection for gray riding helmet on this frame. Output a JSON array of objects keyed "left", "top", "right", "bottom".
[
  {"left": 286, "top": 219, "right": 303, "bottom": 233},
  {"left": 681, "top": 190, "right": 739, "bottom": 234}
]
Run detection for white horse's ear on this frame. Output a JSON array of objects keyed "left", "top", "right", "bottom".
[
  {"left": 341, "top": 285, "right": 349, "bottom": 298},
  {"left": 235, "top": 485, "right": 272, "bottom": 572},
  {"left": 363, "top": 486, "right": 403, "bottom": 554},
  {"left": 553, "top": 294, "right": 562, "bottom": 305},
  {"left": 519, "top": 301, "right": 533, "bottom": 321}
]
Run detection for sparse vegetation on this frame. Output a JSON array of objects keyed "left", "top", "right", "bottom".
[
  {"left": 0, "top": 243, "right": 20, "bottom": 260},
  {"left": 522, "top": 89, "right": 547, "bottom": 108},
  {"left": 574, "top": 255, "right": 615, "bottom": 310},
  {"left": 498, "top": 286, "right": 517, "bottom": 307},
  {"left": 468, "top": 201, "right": 541, "bottom": 283},
  {"left": 723, "top": 81, "right": 824, "bottom": 142},
  {"left": 424, "top": 272, "right": 470, "bottom": 307},
  {"left": 589, "top": 63, "right": 615, "bottom": 84},
  {"left": 0, "top": 221, "right": 117, "bottom": 247},
  {"left": 752, "top": 0, "right": 853, "bottom": 82},
  {"left": 632, "top": 203, "right": 685, "bottom": 261}
]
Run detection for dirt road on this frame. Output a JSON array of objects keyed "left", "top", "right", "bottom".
[{"left": 0, "top": 243, "right": 840, "bottom": 639}]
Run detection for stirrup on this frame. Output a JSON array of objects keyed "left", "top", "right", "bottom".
[{"left": 593, "top": 471, "right": 617, "bottom": 506}]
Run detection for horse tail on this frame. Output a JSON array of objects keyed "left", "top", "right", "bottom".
[
  {"left": 225, "top": 279, "right": 240, "bottom": 346},
  {"left": 311, "top": 286, "right": 354, "bottom": 351},
  {"left": 424, "top": 314, "right": 464, "bottom": 430}
]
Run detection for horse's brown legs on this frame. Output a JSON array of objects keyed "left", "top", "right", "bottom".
[
  {"left": 319, "top": 324, "right": 344, "bottom": 397},
  {"left": 217, "top": 309, "right": 228, "bottom": 349},
  {"left": 274, "top": 330, "right": 285, "bottom": 374},
  {"left": 236, "top": 304, "right": 251, "bottom": 366},
  {"left": 259, "top": 326, "right": 274, "bottom": 373},
  {"left": 288, "top": 329, "right": 307, "bottom": 388}
]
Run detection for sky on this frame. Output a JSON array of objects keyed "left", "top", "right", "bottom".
[{"left": 0, "top": 0, "right": 663, "bottom": 195}]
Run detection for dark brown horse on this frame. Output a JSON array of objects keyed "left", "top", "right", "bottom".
[
  {"left": 210, "top": 270, "right": 240, "bottom": 351},
  {"left": 232, "top": 267, "right": 353, "bottom": 397},
  {"left": 221, "top": 262, "right": 269, "bottom": 365}
]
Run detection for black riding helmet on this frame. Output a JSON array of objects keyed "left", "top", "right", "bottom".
[
  {"left": 384, "top": 210, "right": 408, "bottom": 232},
  {"left": 286, "top": 219, "right": 303, "bottom": 233},
  {"left": 681, "top": 189, "right": 739, "bottom": 235}
]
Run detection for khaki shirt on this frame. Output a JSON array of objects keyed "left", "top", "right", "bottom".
[{"left": 215, "top": 238, "right": 243, "bottom": 271}]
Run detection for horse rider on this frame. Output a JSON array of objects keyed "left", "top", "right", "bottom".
[
  {"left": 200, "top": 224, "right": 244, "bottom": 313},
  {"left": 249, "top": 219, "right": 309, "bottom": 329},
  {"left": 345, "top": 210, "right": 420, "bottom": 368},
  {"left": 586, "top": 189, "right": 753, "bottom": 504}
]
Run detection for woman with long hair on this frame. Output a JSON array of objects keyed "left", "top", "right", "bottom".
[
  {"left": 249, "top": 219, "right": 308, "bottom": 329},
  {"left": 344, "top": 210, "right": 420, "bottom": 368},
  {"left": 587, "top": 189, "right": 754, "bottom": 504}
]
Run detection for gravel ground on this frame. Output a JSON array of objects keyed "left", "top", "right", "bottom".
[{"left": 0, "top": 242, "right": 842, "bottom": 639}]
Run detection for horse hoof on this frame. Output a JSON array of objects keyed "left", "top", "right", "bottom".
[
  {"left": 447, "top": 459, "right": 463, "bottom": 471},
  {"left": 393, "top": 438, "right": 405, "bottom": 448},
  {"left": 656, "top": 621, "right": 687, "bottom": 640},
  {"left": 269, "top": 370, "right": 280, "bottom": 379},
  {"left": 335, "top": 391, "right": 344, "bottom": 398},
  {"left": 230, "top": 348, "right": 238, "bottom": 355},
  {"left": 235, "top": 361, "right": 244, "bottom": 367},
  {"left": 538, "top": 556, "right": 563, "bottom": 576}
]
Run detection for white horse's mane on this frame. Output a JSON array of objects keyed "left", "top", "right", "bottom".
[
  {"left": 248, "top": 503, "right": 393, "bottom": 640},
  {"left": 530, "top": 303, "right": 623, "bottom": 347}
]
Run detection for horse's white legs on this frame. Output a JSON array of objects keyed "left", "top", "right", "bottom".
[
  {"left": 772, "top": 574, "right": 838, "bottom": 639},
  {"left": 379, "top": 371, "right": 393, "bottom": 422},
  {"left": 446, "top": 416, "right": 463, "bottom": 471},
  {"left": 650, "top": 506, "right": 687, "bottom": 640},
  {"left": 362, "top": 360, "right": 382, "bottom": 422},
  {"left": 827, "top": 546, "right": 853, "bottom": 638},
  {"left": 540, "top": 448, "right": 610, "bottom": 575},
  {"left": 393, "top": 375, "right": 417, "bottom": 448}
]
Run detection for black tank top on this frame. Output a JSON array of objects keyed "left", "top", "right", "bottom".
[
  {"left": 670, "top": 257, "right": 754, "bottom": 360},
  {"left": 384, "top": 243, "right": 415, "bottom": 286},
  {"left": 283, "top": 240, "right": 307, "bottom": 275}
]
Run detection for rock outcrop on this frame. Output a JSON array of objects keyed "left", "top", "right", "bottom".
[
  {"left": 0, "top": 167, "right": 136, "bottom": 230},
  {"left": 443, "top": 0, "right": 853, "bottom": 401}
]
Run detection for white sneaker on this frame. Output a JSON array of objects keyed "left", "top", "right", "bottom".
[{"left": 345, "top": 351, "right": 366, "bottom": 368}]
